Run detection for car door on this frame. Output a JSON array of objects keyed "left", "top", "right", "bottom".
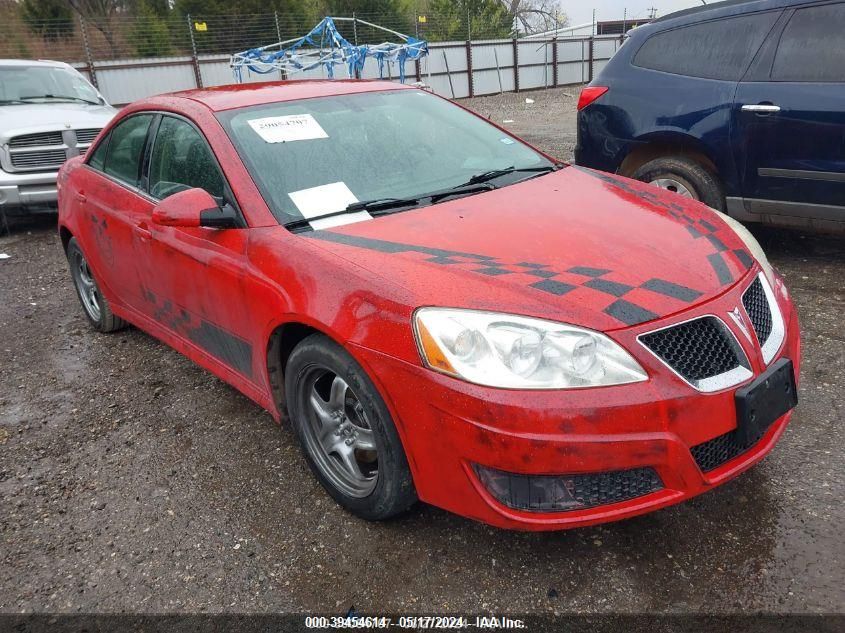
[
  {"left": 144, "top": 114, "right": 257, "bottom": 381},
  {"left": 733, "top": 1, "right": 845, "bottom": 220},
  {"left": 77, "top": 113, "right": 157, "bottom": 313}
]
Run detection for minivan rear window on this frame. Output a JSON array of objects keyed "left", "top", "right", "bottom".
[
  {"left": 771, "top": 3, "right": 845, "bottom": 82},
  {"left": 633, "top": 12, "right": 779, "bottom": 80}
]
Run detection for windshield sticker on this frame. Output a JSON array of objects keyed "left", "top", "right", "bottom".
[
  {"left": 500, "top": 138, "right": 515, "bottom": 145},
  {"left": 288, "top": 182, "right": 371, "bottom": 229},
  {"left": 247, "top": 114, "right": 328, "bottom": 143}
]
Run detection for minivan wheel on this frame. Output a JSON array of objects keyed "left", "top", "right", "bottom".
[
  {"left": 66, "top": 237, "right": 127, "bottom": 332},
  {"left": 632, "top": 156, "right": 725, "bottom": 211},
  {"left": 285, "top": 334, "right": 417, "bottom": 521}
]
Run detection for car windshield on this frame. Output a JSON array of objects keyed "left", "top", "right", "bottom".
[
  {"left": 218, "top": 89, "right": 554, "bottom": 225},
  {"left": 0, "top": 65, "right": 100, "bottom": 105}
]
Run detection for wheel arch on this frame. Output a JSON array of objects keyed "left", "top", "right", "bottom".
[
  {"left": 59, "top": 225, "right": 74, "bottom": 253},
  {"left": 618, "top": 132, "right": 721, "bottom": 180},
  {"left": 266, "top": 320, "right": 327, "bottom": 421},
  {"left": 264, "top": 317, "right": 419, "bottom": 480}
]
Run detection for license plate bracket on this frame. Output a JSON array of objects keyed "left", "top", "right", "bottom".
[{"left": 734, "top": 358, "right": 797, "bottom": 449}]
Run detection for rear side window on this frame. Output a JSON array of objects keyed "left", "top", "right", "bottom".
[
  {"left": 103, "top": 114, "right": 153, "bottom": 188},
  {"left": 633, "top": 12, "right": 779, "bottom": 80},
  {"left": 771, "top": 3, "right": 845, "bottom": 82},
  {"left": 148, "top": 116, "right": 224, "bottom": 200}
]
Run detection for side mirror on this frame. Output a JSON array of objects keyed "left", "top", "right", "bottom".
[{"left": 151, "top": 188, "right": 239, "bottom": 229}]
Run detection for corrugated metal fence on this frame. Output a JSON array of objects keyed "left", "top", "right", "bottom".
[{"left": 68, "top": 36, "right": 624, "bottom": 106}]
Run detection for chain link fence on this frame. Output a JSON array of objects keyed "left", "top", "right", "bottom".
[
  {"left": 0, "top": 10, "right": 622, "bottom": 106},
  {"left": 0, "top": 11, "right": 521, "bottom": 63}
]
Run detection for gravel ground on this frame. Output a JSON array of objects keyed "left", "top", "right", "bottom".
[{"left": 1, "top": 87, "right": 843, "bottom": 617}]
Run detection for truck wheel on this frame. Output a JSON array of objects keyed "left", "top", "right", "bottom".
[
  {"left": 66, "top": 237, "right": 127, "bottom": 332},
  {"left": 285, "top": 334, "right": 417, "bottom": 521},
  {"left": 632, "top": 156, "right": 725, "bottom": 211}
]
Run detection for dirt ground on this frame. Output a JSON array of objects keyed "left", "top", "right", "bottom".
[{"left": 1, "top": 87, "right": 843, "bottom": 617}]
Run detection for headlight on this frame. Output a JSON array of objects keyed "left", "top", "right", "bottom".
[
  {"left": 716, "top": 212, "right": 775, "bottom": 285},
  {"left": 413, "top": 308, "right": 648, "bottom": 389}
]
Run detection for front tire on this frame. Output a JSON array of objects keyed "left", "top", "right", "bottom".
[
  {"left": 66, "top": 237, "right": 127, "bottom": 333},
  {"left": 285, "top": 334, "right": 417, "bottom": 521},
  {"left": 632, "top": 156, "right": 725, "bottom": 211}
]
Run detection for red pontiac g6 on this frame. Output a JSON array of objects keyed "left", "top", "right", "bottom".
[{"left": 56, "top": 81, "right": 800, "bottom": 530}]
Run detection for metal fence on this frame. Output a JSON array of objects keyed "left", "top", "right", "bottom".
[
  {"left": 63, "top": 35, "right": 622, "bottom": 105},
  {"left": 0, "top": 11, "right": 624, "bottom": 105},
  {"left": 0, "top": 11, "right": 561, "bottom": 60}
]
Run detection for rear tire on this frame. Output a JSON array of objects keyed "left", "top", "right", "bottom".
[
  {"left": 632, "top": 156, "right": 725, "bottom": 211},
  {"left": 285, "top": 334, "right": 417, "bottom": 521},
  {"left": 66, "top": 237, "right": 127, "bottom": 333}
]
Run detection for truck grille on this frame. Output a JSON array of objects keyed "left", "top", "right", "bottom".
[
  {"left": 742, "top": 276, "right": 773, "bottom": 346},
  {"left": 10, "top": 149, "right": 68, "bottom": 170},
  {"left": 639, "top": 316, "right": 750, "bottom": 392},
  {"left": 4, "top": 128, "right": 101, "bottom": 173},
  {"left": 8, "top": 131, "right": 64, "bottom": 148},
  {"left": 74, "top": 128, "right": 101, "bottom": 145}
]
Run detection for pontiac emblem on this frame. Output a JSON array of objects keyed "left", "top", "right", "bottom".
[{"left": 728, "top": 307, "right": 753, "bottom": 343}]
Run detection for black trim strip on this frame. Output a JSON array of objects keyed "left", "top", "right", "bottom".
[{"left": 759, "top": 167, "right": 845, "bottom": 183}]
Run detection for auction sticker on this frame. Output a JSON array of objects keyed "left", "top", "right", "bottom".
[
  {"left": 288, "top": 181, "right": 370, "bottom": 229},
  {"left": 248, "top": 114, "right": 328, "bottom": 143}
]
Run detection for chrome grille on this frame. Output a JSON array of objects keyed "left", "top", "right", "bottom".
[
  {"left": 8, "top": 131, "right": 64, "bottom": 148},
  {"left": 10, "top": 149, "right": 68, "bottom": 170},
  {"left": 743, "top": 276, "right": 773, "bottom": 346},
  {"left": 74, "top": 128, "right": 101, "bottom": 145},
  {"left": 639, "top": 316, "right": 752, "bottom": 392}
]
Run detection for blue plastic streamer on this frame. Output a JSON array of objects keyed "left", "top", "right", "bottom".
[{"left": 231, "top": 16, "right": 428, "bottom": 83}]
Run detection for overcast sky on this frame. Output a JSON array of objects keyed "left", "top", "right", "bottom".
[{"left": 565, "top": 0, "right": 705, "bottom": 26}]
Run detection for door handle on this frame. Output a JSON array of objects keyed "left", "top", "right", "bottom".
[
  {"left": 74, "top": 192, "right": 86, "bottom": 203},
  {"left": 134, "top": 222, "right": 152, "bottom": 240},
  {"left": 741, "top": 104, "right": 781, "bottom": 114}
]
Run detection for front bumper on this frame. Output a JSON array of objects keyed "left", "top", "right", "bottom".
[
  {"left": 0, "top": 168, "right": 59, "bottom": 208},
  {"left": 352, "top": 271, "right": 801, "bottom": 531}
]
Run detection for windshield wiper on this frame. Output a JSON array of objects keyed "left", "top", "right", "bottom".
[
  {"left": 460, "top": 164, "right": 561, "bottom": 187},
  {"left": 283, "top": 199, "right": 418, "bottom": 231},
  {"left": 345, "top": 197, "right": 420, "bottom": 213},
  {"left": 283, "top": 169, "right": 558, "bottom": 232},
  {"left": 21, "top": 95, "right": 100, "bottom": 105}
]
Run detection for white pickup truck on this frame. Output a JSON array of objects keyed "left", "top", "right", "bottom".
[{"left": 0, "top": 59, "right": 117, "bottom": 215}]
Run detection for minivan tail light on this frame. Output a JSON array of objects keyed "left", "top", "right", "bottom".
[{"left": 577, "top": 86, "right": 609, "bottom": 110}]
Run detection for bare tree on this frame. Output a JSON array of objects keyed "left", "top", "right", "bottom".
[
  {"left": 501, "top": 0, "right": 569, "bottom": 34},
  {"left": 67, "top": 0, "right": 126, "bottom": 53}
]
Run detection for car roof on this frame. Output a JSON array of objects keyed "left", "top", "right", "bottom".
[
  {"left": 656, "top": 0, "right": 812, "bottom": 25},
  {"left": 148, "top": 79, "right": 413, "bottom": 113},
  {"left": 0, "top": 58, "right": 72, "bottom": 68}
]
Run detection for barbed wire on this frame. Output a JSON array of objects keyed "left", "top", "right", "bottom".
[{"left": 0, "top": 11, "right": 526, "bottom": 62}]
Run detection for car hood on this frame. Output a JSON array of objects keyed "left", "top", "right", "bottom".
[
  {"left": 302, "top": 166, "right": 755, "bottom": 332},
  {"left": 0, "top": 103, "right": 116, "bottom": 139}
]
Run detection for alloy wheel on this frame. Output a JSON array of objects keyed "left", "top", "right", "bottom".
[
  {"left": 299, "top": 366, "right": 379, "bottom": 498},
  {"left": 70, "top": 249, "right": 102, "bottom": 322}
]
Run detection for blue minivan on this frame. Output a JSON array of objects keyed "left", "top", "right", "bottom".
[{"left": 575, "top": 0, "right": 845, "bottom": 231}]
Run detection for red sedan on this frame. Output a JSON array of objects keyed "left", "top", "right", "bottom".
[{"left": 56, "top": 80, "right": 800, "bottom": 530}]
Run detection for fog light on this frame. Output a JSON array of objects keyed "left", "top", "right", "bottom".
[{"left": 472, "top": 464, "right": 663, "bottom": 512}]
